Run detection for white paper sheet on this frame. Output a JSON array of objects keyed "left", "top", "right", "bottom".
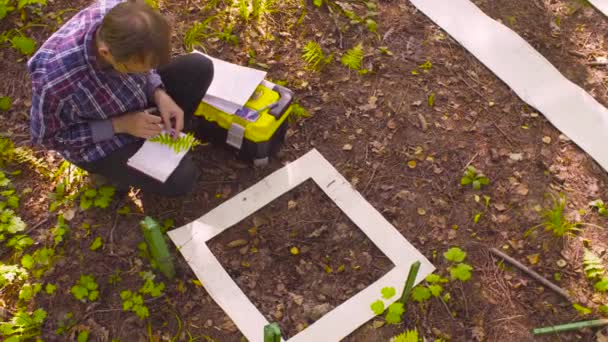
[
  {"left": 168, "top": 149, "right": 434, "bottom": 342},
  {"left": 193, "top": 50, "right": 267, "bottom": 114},
  {"left": 408, "top": 0, "right": 608, "bottom": 173},
  {"left": 126, "top": 132, "right": 188, "bottom": 183},
  {"left": 589, "top": 0, "right": 608, "bottom": 16}
]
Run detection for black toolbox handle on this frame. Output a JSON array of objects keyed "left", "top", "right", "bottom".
[{"left": 269, "top": 84, "right": 294, "bottom": 119}]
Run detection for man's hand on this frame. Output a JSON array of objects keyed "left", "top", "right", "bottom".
[
  {"left": 111, "top": 111, "right": 163, "bottom": 138},
  {"left": 154, "top": 88, "right": 184, "bottom": 137}
]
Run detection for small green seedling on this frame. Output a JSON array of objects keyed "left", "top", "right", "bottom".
[
  {"left": 70, "top": 275, "right": 99, "bottom": 302},
  {"left": 121, "top": 290, "right": 149, "bottom": 320},
  {"left": 461, "top": 166, "right": 489, "bottom": 190},
  {"left": 526, "top": 193, "right": 579, "bottom": 238},
  {"left": 18, "top": 283, "right": 41, "bottom": 302},
  {"left": 444, "top": 247, "right": 473, "bottom": 281},
  {"left": 583, "top": 248, "right": 605, "bottom": 280},
  {"left": 589, "top": 199, "right": 608, "bottom": 217},
  {"left": 79, "top": 185, "right": 115, "bottom": 210}
]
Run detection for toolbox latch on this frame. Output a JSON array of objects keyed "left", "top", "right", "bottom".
[{"left": 226, "top": 123, "right": 245, "bottom": 149}]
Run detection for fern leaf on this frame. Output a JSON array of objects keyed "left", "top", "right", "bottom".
[
  {"left": 12, "top": 147, "right": 52, "bottom": 178},
  {"left": 149, "top": 133, "right": 202, "bottom": 153},
  {"left": 184, "top": 17, "right": 216, "bottom": 51},
  {"left": 302, "top": 41, "right": 327, "bottom": 70},
  {"left": 583, "top": 248, "right": 605, "bottom": 280},
  {"left": 341, "top": 43, "right": 364, "bottom": 70}
]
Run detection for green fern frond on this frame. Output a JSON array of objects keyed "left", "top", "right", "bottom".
[
  {"left": 149, "top": 133, "right": 202, "bottom": 153},
  {"left": 341, "top": 42, "right": 364, "bottom": 70},
  {"left": 584, "top": 248, "right": 605, "bottom": 280},
  {"left": 12, "top": 147, "right": 52, "bottom": 178},
  {"left": 302, "top": 41, "right": 332, "bottom": 70},
  {"left": 392, "top": 329, "right": 420, "bottom": 342},
  {"left": 183, "top": 16, "right": 216, "bottom": 52}
]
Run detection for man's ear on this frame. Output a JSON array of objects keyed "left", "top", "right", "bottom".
[{"left": 97, "top": 43, "right": 112, "bottom": 60}]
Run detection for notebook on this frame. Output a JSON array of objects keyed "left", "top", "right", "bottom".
[
  {"left": 193, "top": 50, "right": 267, "bottom": 114},
  {"left": 127, "top": 131, "right": 189, "bottom": 183}
]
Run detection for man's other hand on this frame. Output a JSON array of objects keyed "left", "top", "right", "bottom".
[
  {"left": 111, "top": 111, "right": 163, "bottom": 138},
  {"left": 154, "top": 89, "right": 184, "bottom": 137}
]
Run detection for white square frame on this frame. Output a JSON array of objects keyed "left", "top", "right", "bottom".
[{"left": 168, "top": 149, "right": 434, "bottom": 342}]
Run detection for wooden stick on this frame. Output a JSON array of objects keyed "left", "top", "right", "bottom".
[{"left": 489, "top": 248, "right": 572, "bottom": 302}]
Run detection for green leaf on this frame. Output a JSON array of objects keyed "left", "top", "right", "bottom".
[
  {"left": 45, "top": 283, "right": 57, "bottom": 294},
  {"left": 123, "top": 300, "right": 133, "bottom": 311},
  {"left": 21, "top": 254, "right": 35, "bottom": 269},
  {"left": 90, "top": 236, "right": 103, "bottom": 251},
  {"left": 77, "top": 330, "right": 89, "bottom": 342},
  {"left": 479, "top": 177, "right": 490, "bottom": 185},
  {"left": 425, "top": 274, "right": 441, "bottom": 283},
  {"left": 428, "top": 284, "right": 443, "bottom": 297},
  {"left": 473, "top": 213, "right": 482, "bottom": 223},
  {"left": 449, "top": 263, "right": 473, "bottom": 281},
  {"left": 313, "top": 0, "right": 322, "bottom": 6},
  {"left": 472, "top": 180, "right": 481, "bottom": 190},
  {"left": 365, "top": 19, "right": 377, "bottom": 33},
  {"left": 88, "top": 290, "right": 99, "bottom": 301},
  {"left": 11, "top": 35, "right": 37, "bottom": 56},
  {"left": 120, "top": 290, "right": 132, "bottom": 300},
  {"left": 80, "top": 198, "right": 93, "bottom": 210},
  {"left": 117, "top": 206, "right": 131, "bottom": 215},
  {"left": 341, "top": 42, "right": 364, "bottom": 70},
  {"left": 84, "top": 189, "right": 97, "bottom": 198},
  {"left": 32, "top": 308, "right": 47, "bottom": 323},
  {"left": 428, "top": 93, "right": 435, "bottom": 107},
  {"left": 411, "top": 286, "right": 431, "bottom": 302},
  {"left": 573, "top": 303, "right": 592, "bottom": 315},
  {"left": 381, "top": 286, "right": 396, "bottom": 299},
  {"left": 600, "top": 305, "right": 608, "bottom": 315},
  {"left": 0, "top": 96, "right": 11, "bottom": 111},
  {"left": 460, "top": 177, "right": 472, "bottom": 185},
  {"left": 370, "top": 299, "right": 384, "bottom": 315},
  {"left": 443, "top": 247, "right": 467, "bottom": 262},
  {"left": 385, "top": 302, "right": 404, "bottom": 324},
  {"left": 71, "top": 285, "right": 87, "bottom": 300},
  {"left": 595, "top": 278, "right": 608, "bottom": 292}
]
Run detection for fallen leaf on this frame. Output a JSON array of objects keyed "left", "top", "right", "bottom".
[
  {"left": 412, "top": 100, "right": 422, "bottom": 106},
  {"left": 542, "top": 136, "right": 552, "bottom": 144},
  {"left": 342, "top": 144, "right": 353, "bottom": 151},
  {"left": 527, "top": 254, "right": 540, "bottom": 265},
  {"left": 290, "top": 246, "right": 300, "bottom": 255},
  {"left": 556, "top": 259, "right": 567, "bottom": 268},
  {"left": 471, "top": 325, "right": 485, "bottom": 341},
  {"left": 515, "top": 184, "right": 529, "bottom": 196},
  {"left": 288, "top": 200, "right": 297, "bottom": 210},
  {"left": 417, "top": 208, "right": 426, "bottom": 216},
  {"left": 407, "top": 160, "right": 417, "bottom": 169},
  {"left": 387, "top": 119, "right": 397, "bottom": 129},
  {"left": 62, "top": 207, "right": 76, "bottom": 221},
  {"left": 372, "top": 320, "right": 385, "bottom": 329},
  {"left": 509, "top": 153, "right": 523, "bottom": 161},
  {"left": 493, "top": 203, "right": 507, "bottom": 211},
  {"left": 227, "top": 239, "right": 248, "bottom": 248}
]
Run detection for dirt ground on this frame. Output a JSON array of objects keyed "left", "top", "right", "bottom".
[{"left": 3, "top": 0, "right": 608, "bottom": 341}]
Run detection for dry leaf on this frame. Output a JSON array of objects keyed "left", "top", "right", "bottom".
[
  {"left": 387, "top": 119, "right": 397, "bottom": 129},
  {"left": 542, "top": 136, "right": 552, "bottom": 144},
  {"left": 342, "top": 144, "right": 353, "bottom": 151},
  {"left": 372, "top": 320, "right": 385, "bottom": 329},
  {"left": 407, "top": 160, "right": 417, "bottom": 169},
  {"left": 417, "top": 208, "right": 426, "bottom": 215},
  {"left": 509, "top": 153, "right": 523, "bottom": 161},
  {"left": 527, "top": 254, "right": 540, "bottom": 265},
  {"left": 556, "top": 259, "right": 567, "bottom": 268},
  {"left": 227, "top": 239, "right": 248, "bottom": 248},
  {"left": 290, "top": 246, "right": 300, "bottom": 255},
  {"left": 288, "top": 200, "right": 297, "bottom": 210},
  {"left": 515, "top": 184, "right": 529, "bottom": 196}
]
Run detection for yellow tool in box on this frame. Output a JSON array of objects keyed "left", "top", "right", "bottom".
[{"left": 194, "top": 80, "right": 294, "bottom": 166}]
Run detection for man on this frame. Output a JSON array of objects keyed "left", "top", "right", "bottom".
[{"left": 27, "top": 0, "right": 214, "bottom": 196}]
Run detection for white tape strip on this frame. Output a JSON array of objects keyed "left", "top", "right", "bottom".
[
  {"left": 588, "top": 0, "right": 608, "bottom": 16},
  {"left": 168, "top": 149, "right": 434, "bottom": 341},
  {"left": 409, "top": 0, "right": 608, "bottom": 172}
]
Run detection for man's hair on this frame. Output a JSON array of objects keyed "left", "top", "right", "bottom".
[{"left": 97, "top": 0, "right": 171, "bottom": 66}]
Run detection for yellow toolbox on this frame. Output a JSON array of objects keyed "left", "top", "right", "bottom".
[{"left": 194, "top": 80, "right": 293, "bottom": 165}]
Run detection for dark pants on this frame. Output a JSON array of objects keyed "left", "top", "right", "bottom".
[{"left": 77, "top": 53, "right": 214, "bottom": 197}]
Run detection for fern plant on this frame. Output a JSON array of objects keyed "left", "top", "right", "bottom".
[
  {"left": 183, "top": 17, "right": 216, "bottom": 52},
  {"left": 302, "top": 41, "right": 333, "bottom": 70},
  {"left": 12, "top": 147, "right": 52, "bottom": 178},
  {"left": 341, "top": 43, "right": 364, "bottom": 71},
  {"left": 17, "top": 0, "right": 46, "bottom": 10},
  {"left": 584, "top": 248, "right": 605, "bottom": 280},
  {"left": 149, "top": 132, "right": 202, "bottom": 153},
  {"left": 391, "top": 329, "right": 420, "bottom": 342}
]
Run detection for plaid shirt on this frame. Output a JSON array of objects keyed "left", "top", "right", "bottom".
[{"left": 27, "top": 0, "right": 163, "bottom": 163}]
